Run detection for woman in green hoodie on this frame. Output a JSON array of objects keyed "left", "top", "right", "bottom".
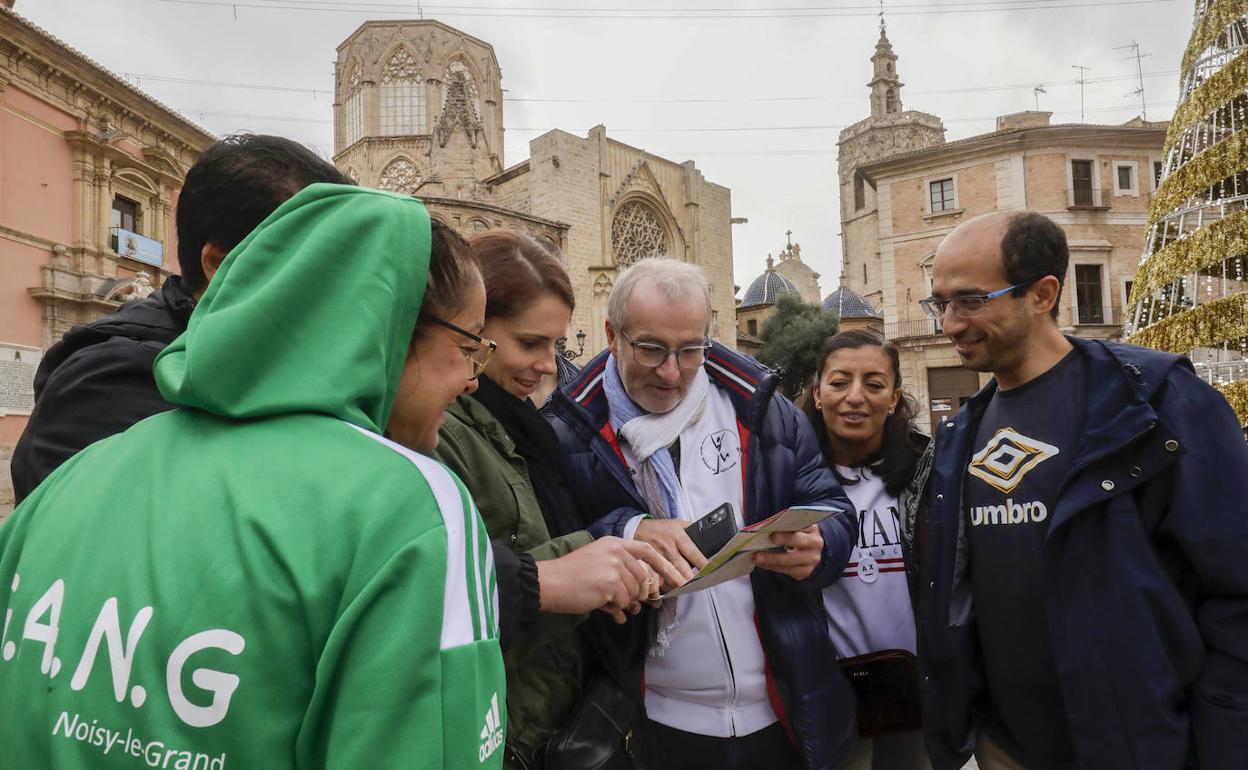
[
  {"left": 434, "top": 230, "right": 679, "bottom": 768},
  {"left": 0, "top": 185, "right": 507, "bottom": 770}
]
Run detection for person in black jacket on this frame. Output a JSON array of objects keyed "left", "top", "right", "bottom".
[
  {"left": 10, "top": 135, "right": 645, "bottom": 652},
  {"left": 11, "top": 133, "right": 353, "bottom": 501}
]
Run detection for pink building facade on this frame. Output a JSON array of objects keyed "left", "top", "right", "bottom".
[{"left": 0, "top": 8, "right": 213, "bottom": 514}]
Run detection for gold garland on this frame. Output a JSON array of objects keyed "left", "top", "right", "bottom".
[
  {"left": 1214, "top": 379, "right": 1248, "bottom": 425},
  {"left": 1129, "top": 292, "right": 1248, "bottom": 351},
  {"left": 1164, "top": 50, "right": 1248, "bottom": 151},
  {"left": 1215, "top": 379, "right": 1248, "bottom": 426},
  {"left": 1181, "top": 0, "right": 1248, "bottom": 74},
  {"left": 1130, "top": 209, "right": 1248, "bottom": 302},
  {"left": 1151, "top": 127, "right": 1248, "bottom": 220}
]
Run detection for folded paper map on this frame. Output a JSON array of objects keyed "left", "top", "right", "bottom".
[{"left": 660, "top": 504, "right": 844, "bottom": 599}]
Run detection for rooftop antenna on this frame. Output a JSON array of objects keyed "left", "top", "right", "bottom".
[
  {"left": 1033, "top": 84, "right": 1047, "bottom": 111},
  {"left": 1071, "top": 64, "right": 1092, "bottom": 122},
  {"left": 1115, "top": 40, "right": 1151, "bottom": 120}
]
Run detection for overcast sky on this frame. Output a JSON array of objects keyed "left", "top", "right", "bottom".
[{"left": 17, "top": 0, "right": 1189, "bottom": 299}]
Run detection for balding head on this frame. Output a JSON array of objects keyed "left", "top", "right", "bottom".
[{"left": 936, "top": 211, "right": 1069, "bottom": 320}]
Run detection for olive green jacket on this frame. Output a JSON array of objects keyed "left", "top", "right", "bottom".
[{"left": 436, "top": 395, "right": 592, "bottom": 761}]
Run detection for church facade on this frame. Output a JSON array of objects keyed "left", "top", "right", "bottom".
[{"left": 333, "top": 20, "right": 737, "bottom": 357}]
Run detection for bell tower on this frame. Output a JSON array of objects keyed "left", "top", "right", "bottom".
[{"left": 868, "top": 23, "right": 903, "bottom": 118}]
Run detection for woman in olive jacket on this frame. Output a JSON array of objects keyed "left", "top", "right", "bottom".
[{"left": 434, "top": 230, "right": 675, "bottom": 768}]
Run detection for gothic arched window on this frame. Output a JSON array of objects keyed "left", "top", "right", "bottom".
[
  {"left": 344, "top": 61, "right": 365, "bottom": 146},
  {"left": 885, "top": 88, "right": 897, "bottom": 113},
  {"left": 377, "top": 158, "right": 422, "bottom": 195},
  {"left": 380, "top": 48, "right": 425, "bottom": 136},
  {"left": 611, "top": 200, "right": 669, "bottom": 267}
]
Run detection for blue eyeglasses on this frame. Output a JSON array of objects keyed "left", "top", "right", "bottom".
[{"left": 919, "top": 278, "right": 1042, "bottom": 320}]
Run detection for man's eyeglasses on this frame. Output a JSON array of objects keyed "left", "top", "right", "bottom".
[
  {"left": 621, "top": 330, "right": 711, "bottom": 370},
  {"left": 918, "top": 278, "right": 1041, "bottom": 320},
  {"left": 429, "top": 317, "right": 497, "bottom": 379}
]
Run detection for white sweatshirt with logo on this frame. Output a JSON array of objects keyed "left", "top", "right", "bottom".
[{"left": 822, "top": 465, "right": 917, "bottom": 658}]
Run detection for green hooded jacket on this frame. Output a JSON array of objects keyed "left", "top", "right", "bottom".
[{"left": 0, "top": 184, "right": 505, "bottom": 770}]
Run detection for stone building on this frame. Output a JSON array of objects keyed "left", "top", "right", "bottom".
[
  {"left": 735, "top": 257, "right": 801, "bottom": 355},
  {"left": 771, "top": 238, "right": 821, "bottom": 304},
  {"left": 333, "top": 20, "right": 736, "bottom": 357},
  {"left": 0, "top": 8, "right": 214, "bottom": 515},
  {"left": 733, "top": 235, "right": 825, "bottom": 355},
  {"left": 838, "top": 25, "right": 945, "bottom": 312},
  {"left": 822, "top": 281, "right": 883, "bottom": 336},
  {"left": 839, "top": 25, "right": 1166, "bottom": 432}
]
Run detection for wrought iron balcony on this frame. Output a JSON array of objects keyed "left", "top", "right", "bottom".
[
  {"left": 884, "top": 318, "right": 942, "bottom": 341},
  {"left": 1067, "top": 186, "right": 1111, "bottom": 210}
]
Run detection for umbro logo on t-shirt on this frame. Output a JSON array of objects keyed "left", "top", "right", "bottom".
[
  {"left": 478, "top": 692, "right": 503, "bottom": 763},
  {"left": 968, "top": 427, "right": 1059, "bottom": 494}
]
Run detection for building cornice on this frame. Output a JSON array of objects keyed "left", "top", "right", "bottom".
[
  {"left": 63, "top": 131, "right": 185, "bottom": 187},
  {"left": 483, "top": 159, "right": 530, "bottom": 186},
  {"left": 1, "top": 9, "right": 215, "bottom": 153},
  {"left": 859, "top": 123, "right": 1168, "bottom": 183},
  {"left": 421, "top": 195, "right": 569, "bottom": 231},
  {"left": 336, "top": 19, "right": 502, "bottom": 73}
]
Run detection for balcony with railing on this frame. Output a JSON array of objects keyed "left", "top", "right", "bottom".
[
  {"left": 110, "top": 227, "right": 164, "bottom": 268},
  {"left": 1067, "top": 186, "right": 1111, "bottom": 210},
  {"left": 885, "top": 318, "right": 942, "bottom": 341}
]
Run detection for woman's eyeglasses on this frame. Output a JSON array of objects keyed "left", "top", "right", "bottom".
[{"left": 428, "top": 317, "right": 497, "bottom": 379}]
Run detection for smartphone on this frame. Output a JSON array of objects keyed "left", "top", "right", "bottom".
[{"left": 686, "top": 503, "right": 738, "bottom": 558}]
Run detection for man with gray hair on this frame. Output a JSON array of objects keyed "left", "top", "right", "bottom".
[{"left": 547, "top": 258, "right": 858, "bottom": 769}]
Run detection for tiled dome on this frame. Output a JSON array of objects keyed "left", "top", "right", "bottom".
[
  {"left": 822, "top": 286, "right": 878, "bottom": 318},
  {"left": 740, "top": 269, "right": 799, "bottom": 308}
]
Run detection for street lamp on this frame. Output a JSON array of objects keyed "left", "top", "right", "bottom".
[{"left": 560, "top": 329, "right": 587, "bottom": 361}]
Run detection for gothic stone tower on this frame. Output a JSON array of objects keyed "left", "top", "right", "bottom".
[
  {"left": 837, "top": 24, "right": 944, "bottom": 306},
  {"left": 333, "top": 20, "right": 504, "bottom": 201}
]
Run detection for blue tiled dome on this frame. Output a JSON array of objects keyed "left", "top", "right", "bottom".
[
  {"left": 822, "top": 287, "right": 878, "bottom": 318},
  {"left": 740, "top": 270, "right": 799, "bottom": 308}
]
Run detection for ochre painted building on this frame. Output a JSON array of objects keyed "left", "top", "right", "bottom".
[{"left": 840, "top": 25, "right": 1166, "bottom": 432}]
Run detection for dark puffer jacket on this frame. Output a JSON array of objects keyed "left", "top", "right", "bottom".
[
  {"left": 11, "top": 276, "right": 196, "bottom": 502},
  {"left": 546, "top": 342, "right": 859, "bottom": 770},
  {"left": 918, "top": 337, "right": 1248, "bottom": 770}
]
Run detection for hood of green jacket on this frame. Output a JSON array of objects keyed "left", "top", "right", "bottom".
[{"left": 155, "top": 183, "right": 430, "bottom": 432}]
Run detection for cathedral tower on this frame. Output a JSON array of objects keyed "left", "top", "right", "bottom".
[
  {"left": 836, "top": 21, "right": 945, "bottom": 305},
  {"left": 333, "top": 20, "right": 504, "bottom": 201}
]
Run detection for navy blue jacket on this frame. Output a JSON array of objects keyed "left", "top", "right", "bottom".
[
  {"left": 918, "top": 337, "right": 1248, "bottom": 770},
  {"left": 547, "top": 343, "right": 859, "bottom": 770}
]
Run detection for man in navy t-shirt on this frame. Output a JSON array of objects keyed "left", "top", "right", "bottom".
[{"left": 915, "top": 211, "right": 1248, "bottom": 770}]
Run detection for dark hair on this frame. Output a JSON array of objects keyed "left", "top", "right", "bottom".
[
  {"left": 799, "top": 330, "right": 923, "bottom": 497},
  {"left": 413, "top": 220, "right": 480, "bottom": 342},
  {"left": 467, "top": 230, "right": 574, "bottom": 319},
  {"left": 1001, "top": 212, "right": 1069, "bottom": 319},
  {"left": 176, "top": 134, "right": 353, "bottom": 293}
]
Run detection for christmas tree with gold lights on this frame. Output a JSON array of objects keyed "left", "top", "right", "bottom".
[{"left": 1128, "top": 0, "right": 1248, "bottom": 425}]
